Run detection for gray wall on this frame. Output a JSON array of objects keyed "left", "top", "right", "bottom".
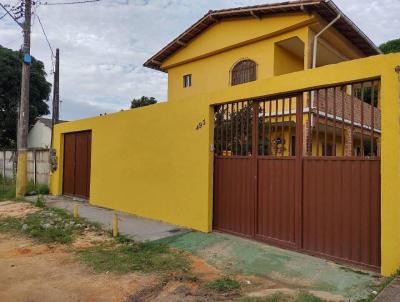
[{"left": 0, "top": 149, "right": 50, "bottom": 185}]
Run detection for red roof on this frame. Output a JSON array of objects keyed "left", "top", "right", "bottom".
[{"left": 144, "top": 0, "right": 380, "bottom": 72}]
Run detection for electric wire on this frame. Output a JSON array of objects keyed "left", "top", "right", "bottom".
[
  {"left": 39, "top": 0, "right": 100, "bottom": 6},
  {"left": 35, "top": 12, "right": 56, "bottom": 72}
]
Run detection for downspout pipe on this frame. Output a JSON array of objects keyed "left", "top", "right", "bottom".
[
  {"left": 312, "top": 13, "right": 341, "bottom": 68},
  {"left": 310, "top": 12, "right": 341, "bottom": 124}
]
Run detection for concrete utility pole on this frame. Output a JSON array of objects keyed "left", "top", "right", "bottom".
[
  {"left": 16, "top": 0, "right": 32, "bottom": 198},
  {"left": 52, "top": 49, "right": 60, "bottom": 125},
  {"left": 50, "top": 48, "right": 60, "bottom": 149}
]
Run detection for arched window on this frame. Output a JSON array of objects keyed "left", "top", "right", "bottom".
[{"left": 231, "top": 59, "right": 257, "bottom": 86}]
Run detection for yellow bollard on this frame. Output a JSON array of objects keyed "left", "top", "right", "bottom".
[
  {"left": 112, "top": 214, "right": 119, "bottom": 238},
  {"left": 73, "top": 204, "right": 80, "bottom": 219},
  {"left": 15, "top": 151, "right": 28, "bottom": 198}
]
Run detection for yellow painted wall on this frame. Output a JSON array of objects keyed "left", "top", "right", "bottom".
[
  {"left": 162, "top": 14, "right": 314, "bottom": 69},
  {"left": 51, "top": 101, "right": 213, "bottom": 232},
  {"left": 167, "top": 28, "right": 309, "bottom": 102},
  {"left": 274, "top": 44, "right": 304, "bottom": 76},
  {"left": 51, "top": 54, "right": 400, "bottom": 276}
]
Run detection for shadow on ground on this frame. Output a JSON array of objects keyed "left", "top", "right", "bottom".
[{"left": 158, "top": 231, "right": 382, "bottom": 300}]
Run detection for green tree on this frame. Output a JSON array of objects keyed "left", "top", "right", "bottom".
[
  {"left": 130, "top": 96, "right": 157, "bottom": 109},
  {"left": 379, "top": 38, "right": 400, "bottom": 54},
  {"left": 0, "top": 45, "right": 51, "bottom": 148}
]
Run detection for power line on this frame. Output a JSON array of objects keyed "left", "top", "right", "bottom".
[
  {"left": 39, "top": 0, "right": 101, "bottom": 6},
  {"left": 0, "top": 2, "right": 23, "bottom": 27},
  {"left": 31, "top": 0, "right": 40, "bottom": 25},
  {"left": 0, "top": 11, "right": 7, "bottom": 19},
  {"left": 36, "top": 13, "right": 54, "bottom": 57},
  {"left": 35, "top": 12, "right": 55, "bottom": 72}
]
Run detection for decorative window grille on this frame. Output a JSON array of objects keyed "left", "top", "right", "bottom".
[{"left": 231, "top": 60, "right": 257, "bottom": 86}]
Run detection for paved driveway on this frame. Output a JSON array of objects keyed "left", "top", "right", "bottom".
[{"left": 159, "top": 232, "right": 383, "bottom": 301}]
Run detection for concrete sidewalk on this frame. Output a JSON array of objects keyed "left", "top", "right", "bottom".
[
  {"left": 32, "top": 195, "right": 189, "bottom": 242},
  {"left": 375, "top": 277, "right": 400, "bottom": 302}
]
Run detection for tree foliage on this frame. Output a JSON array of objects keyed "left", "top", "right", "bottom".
[
  {"left": 0, "top": 45, "right": 51, "bottom": 148},
  {"left": 379, "top": 38, "right": 400, "bottom": 54},
  {"left": 130, "top": 96, "right": 157, "bottom": 109}
]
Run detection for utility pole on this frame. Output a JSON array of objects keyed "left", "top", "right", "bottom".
[
  {"left": 16, "top": 0, "right": 32, "bottom": 198},
  {"left": 53, "top": 49, "right": 60, "bottom": 124},
  {"left": 50, "top": 48, "right": 59, "bottom": 149}
]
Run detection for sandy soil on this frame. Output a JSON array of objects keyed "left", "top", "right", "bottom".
[
  {"left": 0, "top": 232, "right": 240, "bottom": 302},
  {"left": 0, "top": 201, "right": 345, "bottom": 302},
  {"left": 0, "top": 233, "right": 158, "bottom": 302},
  {"left": 0, "top": 201, "right": 40, "bottom": 218},
  {"left": 0, "top": 202, "right": 226, "bottom": 302}
]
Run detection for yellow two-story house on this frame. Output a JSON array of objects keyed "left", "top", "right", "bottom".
[{"left": 50, "top": 0, "right": 400, "bottom": 276}]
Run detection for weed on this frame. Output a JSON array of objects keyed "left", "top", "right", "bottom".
[
  {"left": 179, "top": 272, "right": 199, "bottom": 283},
  {"left": 115, "top": 234, "right": 132, "bottom": 244},
  {"left": 0, "top": 217, "right": 23, "bottom": 233},
  {"left": 34, "top": 196, "right": 46, "bottom": 208},
  {"left": 0, "top": 206, "right": 102, "bottom": 244},
  {"left": 23, "top": 212, "right": 74, "bottom": 244},
  {"left": 206, "top": 277, "right": 240, "bottom": 292},
  {"left": 37, "top": 184, "right": 50, "bottom": 195},
  {"left": 239, "top": 293, "right": 292, "bottom": 302},
  {"left": 0, "top": 175, "right": 16, "bottom": 201},
  {"left": 26, "top": 182, "right": 50, "bottom": 195},
  {"left": 339, "top": 266, "right": 370, "bottom": 276},
  {"left": 240, "top": 291, "right": 326, "bottom": 302},
  {"left": 77, "top": 241, "right": 190, "bottom": 274},
  {"left": 297, "top": 291, "right": 325, "bottom": 302},
  {"left": 358, "top": 269, "right": 400, "bottom": 302}
]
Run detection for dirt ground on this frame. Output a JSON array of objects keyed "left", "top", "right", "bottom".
[
  {"left": 0, "top": 202, "right": 229, "bottom": 302},
  {"left": 0, "top": 201, "right": 40, "bottom": 218},
  {"left": 0, "top": 233, "right": 158, "bottom": 302},
  {"left": 0, "top": 201, "right": 346, "bottom": 302},
  {"left": 0, "top": 232, "right": 240, "bottom": 302}
]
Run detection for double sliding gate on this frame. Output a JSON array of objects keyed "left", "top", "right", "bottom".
[{"left": 213, "top": 80, "right": 381, "bottom": 269}]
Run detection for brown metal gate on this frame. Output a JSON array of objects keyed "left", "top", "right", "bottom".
[
  {"left": 63, "top": 131, "right": 92, "bottom": 199},
  {"left": 213, "top": 80, "right": 381, "bottom": 269}
]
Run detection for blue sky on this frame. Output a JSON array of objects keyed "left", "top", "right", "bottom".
[{"left": 0, "top": 0, "right": 399, "bottom": 120}]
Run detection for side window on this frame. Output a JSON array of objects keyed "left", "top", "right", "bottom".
[
  {"left": 231, "top": 59, "right": 257, "bottom": 86},
  {"left": 183, "top": 74, "right": 192, "bottom": 88}
]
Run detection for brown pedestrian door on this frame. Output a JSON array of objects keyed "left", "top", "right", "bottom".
[
  {"left": 213, "top": 80, "right": 381, "bottom": 270},
  {"left": 63, "top": 131, "right": 92, "bottom": 199}
]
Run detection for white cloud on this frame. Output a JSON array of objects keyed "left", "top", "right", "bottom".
[{"left": 0, "top": 0, "right": 398, "bottom": 120}]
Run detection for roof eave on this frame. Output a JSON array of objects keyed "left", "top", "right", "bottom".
[{"left": 144, "top": 0, "right": 380, "bottom": 71}]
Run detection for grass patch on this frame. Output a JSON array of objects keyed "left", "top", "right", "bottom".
[
  {"left": 34, "top": 196, "right": 46, "bottom": 208},
  {"left": 0, "top": 216, "right": 23, "bottom": 232},
  {"left": 297, "top": 291, "right": 325, "bottom": 302},
  {"left": 206, "top": 277, "right": 241, "bottom": 292},
  {"left": 240, "top": 292, "right": 326, "bottom": 302},
  {"left": 0, "top": 205, "right": 101, "bottom": 244},
  {"left": 27, "top": 182, "right": 50, "bottom": 195},
  {"left": 0, "top": 176, "right": 16, "bottom": 201},
  {"left": 77, "top": 241, "right": 190, "bottom": 274},
  {"left": 22, "top": 210, "right": 75, "bottom": 244},
  {"left": 240, "top": 293, "right": 292, "bottom": 302}
]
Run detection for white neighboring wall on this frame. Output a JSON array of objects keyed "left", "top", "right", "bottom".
[{"left": 27, "top": 120, "right": 51, "bottom": 149}]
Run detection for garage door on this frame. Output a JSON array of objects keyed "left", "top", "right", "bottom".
[
  {"left": 63, "top": 131, "right": 92, "bottom": 199},
  {"left": 213, "top": 80, "right": 381, "bottom": 270}
]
